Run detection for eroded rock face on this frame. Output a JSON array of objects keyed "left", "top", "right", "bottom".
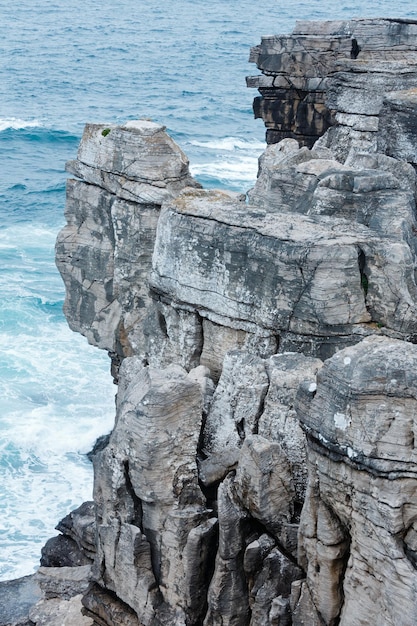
[
  {"left": 248, "top": 18, "right": 417, "bottom": 150},
  {"left": 151, "top": 164, "right": 417, "bottom": 351},
  {"left": 378, "top": 88, "right": 417, "bottom": 167},
  {"left": 50, "top": 17, "right": 417, "bottom": 626},
  {"left": 92, "top": 359, "right": 215, "bottom": 625},
  {"left": 295, "top": 336, "right": 417, "bottom": 626},
  {"left": 55, "top": 120, "right": 201, "bottom": 359}
]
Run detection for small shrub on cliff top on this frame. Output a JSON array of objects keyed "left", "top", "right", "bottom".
[{"left": 101, "top": 128, "right": 111, "bottom": 137}]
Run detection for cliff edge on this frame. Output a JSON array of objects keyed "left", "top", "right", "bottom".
[{"left": 26, "top": 17, "right": 417, "bottom": 626}]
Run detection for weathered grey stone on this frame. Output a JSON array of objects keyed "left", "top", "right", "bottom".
[
  {"left": 34, "top": 566, "right": 91, "bottom": 601},
  {"left": 247, "top": 140, "right": 348, "bottom": 212},
  {"left": 29, "top": 594, "right": 93, "bottom": 626},
  {"left": 204, "top": 475, "right": 251, "bottom": 626},
  {"left": 144, "top": 300, "right": 203, "bottom": 371},
  {"left": 294, "top": 336, "right": 417, "bottom": 626},
  {"left": 82, "top": 583, "right": 142, "bottom": 626},
  {"left": 343, "top": 151, "right": 417, "bottom": 198},
  {"left": 203, "top": 351, "right": 269, "bottom": 454},
  {"left": 248, "top": 548, "right": 303, "bottom": 626},
  {"left": 50, "top": 20, "right": 417, "bottom": 625},
  {"left": 314, "top": 124, "right": 378, "bottom": 164},
  {"left": 234, "top": 436, "right": 294, "bottom": 538},
  {"left": 205, "top": 448, "right": 303, "bottom": 626},
  {"left": 151, "top": 189, "right": 373, "bottom": 337},
  {"left": 326, "top": 62, "right": 417, "bottom": 117},
  {"left": 40, "top": 535, "right": 91, "bottom": 568},
  {"left": 291, "top": 580, "right": 323, "bottom": 626},
  {"left": 244, "top": 534, "right": 276, "bottom": 579},
  {"left": 56, "top": 121, "right": 200, "bottom": 358},
  {"left": 151, "top": 184, "right": 417, "bottom": 341},
  {"left": 67, "top": 120, "right": 200, "bottom": 205},
  {"left": 56, "top": 180, "right": 121, "bottom": 352},
  {"left": 197, "top": 317, "right": 278, "bottom": 382},
  {"left": 198, "top": 448, "right": 240, "bottom": 487},
  {"left": 55, "top": 179, "right": 160, "bottom": 356},
  {"left": 199, "top": 319, "right": 248, "bottom": 382},
  {"left": 335, "top": 111, "right": 379, "bottom": 132},
  {"left": 259, "top": 353, "right": 323, "bottom": 502},
  {"left": 378, "top": 88, "right": 417, "bottom": 166},
  {"left": 96, "top": 521, "right": 161, "bottom": 624},
  {"left": 55, "top": 501, "right": 96, "bottom": 561},
  {"left": 92, "top": 359, "right": 215, "bottom": 625},
  {"left": 248, "top": 18, "right": 417, "bottom": 149},
  {"left": 299, "top": 335, "right": 417, "bottom": 473},
  {"left": 0, "top": 575, "right": 41, "bottom": 626},
  {"left": 269, "top": 596, "right": 292, "bottom": 626}
]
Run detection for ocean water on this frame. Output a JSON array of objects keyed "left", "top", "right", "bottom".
[{"left": 1, "top": 0, "right": 416, "bottom": 582}]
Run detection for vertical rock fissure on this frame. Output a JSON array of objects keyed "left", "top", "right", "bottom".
[
  {"left": 333, "top": 532, "right": 351, "bottom": 626},
  {"left": 357, "top": 246, "right": 369, "bottom": 308},
  {"left": 350, "top": 38, "right": 361, "bottom": 59},
  {"left": 122, "top": 460, "right": 143, "bottom": 530}
]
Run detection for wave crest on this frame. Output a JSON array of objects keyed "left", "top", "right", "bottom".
[
  {"left": 190, "top": 136, "right": 265, "bottom": 152},
  {"left": 0, "top": 117, "right": 42, "bottom": 132}
]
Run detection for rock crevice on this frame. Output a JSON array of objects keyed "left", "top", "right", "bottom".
[{"left": 25, "top": 17, "right": 417, "bottom": 626}]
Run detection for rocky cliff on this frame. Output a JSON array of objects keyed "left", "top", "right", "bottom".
[{"left": 17, "top": 17, "right": 417, "bottom": 626}]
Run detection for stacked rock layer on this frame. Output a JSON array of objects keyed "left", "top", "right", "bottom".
[
  {"left": 51, "top": 17, "right": 417, "bottom": 626},
  {"left": 247, "top": 17, "right": 417, "bottom": 151}
]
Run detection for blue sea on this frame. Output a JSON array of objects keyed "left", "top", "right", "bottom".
[{"left": 1, "top": 0, "right": 416, "bottom": 582}]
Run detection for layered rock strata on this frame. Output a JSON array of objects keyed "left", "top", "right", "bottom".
[
  {"left": 295, "top": 336, "right": 417, "bottom": 625},
  {"left": 247, "top": 18, "right": 417, "bottom": 150},
  {"left": 48, "top": 17, "right": 417, "bottom": 626},
  {"left": 56, "top": 120, "right": 201, "bottom": 364}
]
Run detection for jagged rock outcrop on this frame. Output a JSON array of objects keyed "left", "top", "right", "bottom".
[
  {"left": 247, "top": 18, "right": 417, "bottom": 150},
  {"left": 55, "top": 120, "right": 201, "bottom": 363},
  {"left": 91, "top": 360, "right": 216, "bottom": 625},
  {"left": 48, "top": 17, "right": 417, "bottom": 626},
  {"left": 41, "top": 502, "right": 96, "bottom": 567}
]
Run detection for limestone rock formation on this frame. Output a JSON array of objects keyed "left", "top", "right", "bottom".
[
  {"left": 378, "top": 88, "right": 417, "bottom": 167},
  {"left": 41, "top": 502, "right": 96, "bottom": 567},
  {"left": 91, "top": 359, "right": 214, "bottom": 626},
  {"left": 55, "top": 120, "right": 201, "bottom": 361},
  {"left": 295, "top": 336, "right": 417, "bottom": 626},
  {"left": 248, "top": 18, "right": 417, "bottom": 149},
  {"left": 47, "top": 16, "right": 417, "bottom": 626}
]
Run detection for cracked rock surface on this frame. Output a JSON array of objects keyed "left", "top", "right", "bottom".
[
  {"left": 296, "top": 336, "right": 417, "bottom": 625},
  {"left": 41, "top": 17, "right": 417, "bottom": 626}
]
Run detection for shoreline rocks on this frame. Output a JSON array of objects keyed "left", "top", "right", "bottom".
[{"left": 5, "top": 16, "right": 417, "bottom": 626}]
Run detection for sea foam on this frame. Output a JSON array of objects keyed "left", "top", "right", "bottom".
[{"left": 0, "top": 118, "right": 42, "bottom": 132}]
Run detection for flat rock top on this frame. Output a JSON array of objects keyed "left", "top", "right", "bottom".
[
  {"left": 121, "top": 119, "right": 166, "bottom": 134},
  {"left": 82, "top": 119, "right": 166, "bottom": 136},
  {"left": 170, "top": 188, "right": 376, "bottom": 244},
  {"left": 74, "top": 120, "right": 190, "bottom": 183},
  {"left": 293, "top": 17, "right": 417, "bottom": 38},
  {"left": 0, "top": 574, "right": 41, "bottom": 626}
]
